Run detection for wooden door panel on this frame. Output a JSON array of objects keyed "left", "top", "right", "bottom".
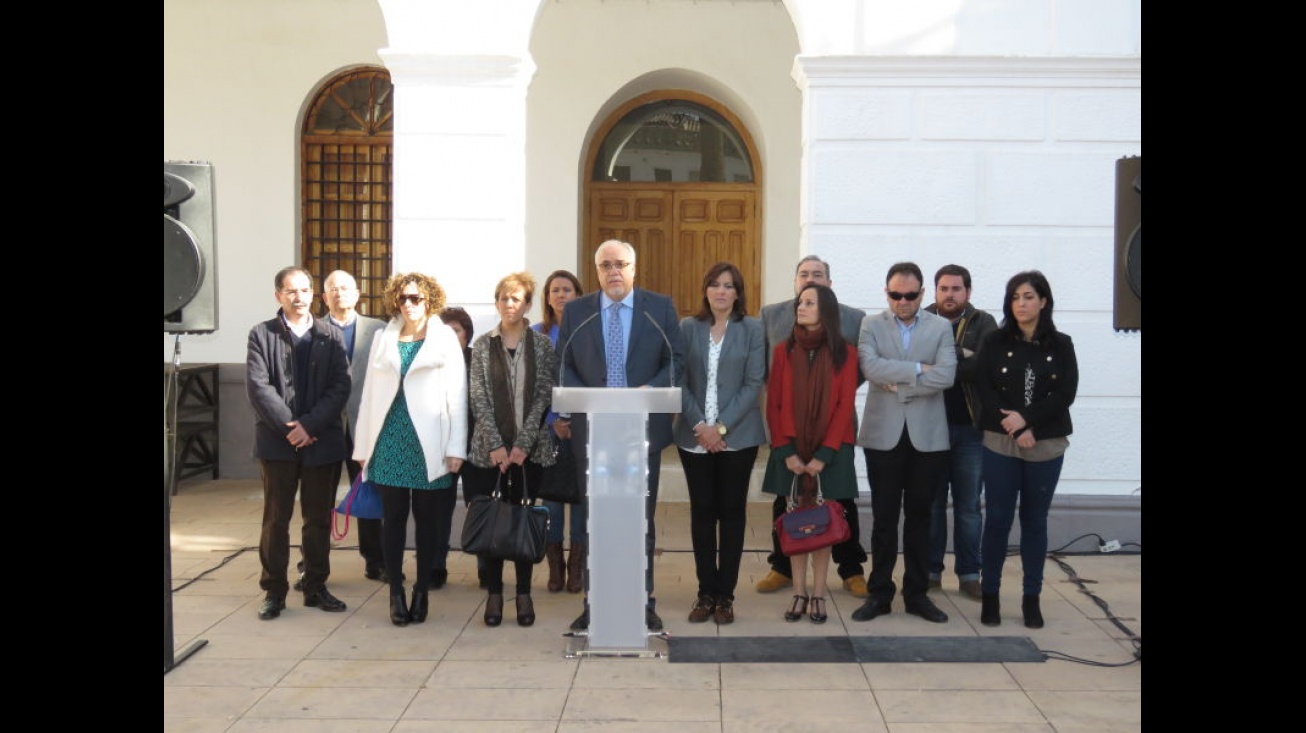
[{"left": 673, "top": 191, "right": 757, "bottom": 317}]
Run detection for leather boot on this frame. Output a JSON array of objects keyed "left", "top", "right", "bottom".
[
  {"left": 484, "top": 592, "right": 503, "bottom": 627},
  {"left": 408, "top": 587, "right": 428, "bottom": 624},
  {"left": 565, "top": 542, "right": 586, "bottom": 594},
  {"left": 981, "top": 592, "right": 1000, "bottom": 627},
  {"left": 545, "top": 542, "right": 566, "bottom": 593},
  {"left": 389, "top": 588, "right": 411, "bottom": 627},
  {"left": 1022, "top": 593, "right": 1044, "bottom": 629}
]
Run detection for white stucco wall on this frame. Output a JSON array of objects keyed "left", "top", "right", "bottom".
[{"left": 163, "top": 0, "right": 389, "bottom": 362}]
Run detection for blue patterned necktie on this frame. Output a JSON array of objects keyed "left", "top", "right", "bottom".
[{"left": 606, "top": 302, "right": 626, "bottom": 387}]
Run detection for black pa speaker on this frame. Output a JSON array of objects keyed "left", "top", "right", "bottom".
[
  {"left": 1113, "top": 156, "right": 1141, "bottom": 332},
  {"left": 164, "top": 161, "right": 218, "bottom": 334}
]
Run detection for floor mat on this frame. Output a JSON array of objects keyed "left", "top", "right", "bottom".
[{"left": 667, "top": 635, "right": 1044, "bottom": 663}]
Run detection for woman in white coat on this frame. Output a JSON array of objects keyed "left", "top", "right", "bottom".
[{"left": 353, "top": 272, "right": 468, "bottom": 627}]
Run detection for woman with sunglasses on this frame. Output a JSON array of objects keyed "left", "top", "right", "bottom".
[
  {"left": 464, "top": 271, "right": 557, "bottom": 626},
  {"left": 974, "top": 270, "right": 1078, "bottom": 629},
  {"left": 353, "top": 272, "right": 468, "bottom": 627}
]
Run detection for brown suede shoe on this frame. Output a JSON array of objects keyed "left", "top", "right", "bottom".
[
  {"left": 714, "top": 597, "right": 735, "bottom": 625},
  {"left": 688, "top": 594, "right": 715, "bottom": 623}
]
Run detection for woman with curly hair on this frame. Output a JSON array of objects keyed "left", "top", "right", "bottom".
[{"left": 353, "top": 272, "right": 468, "bottom": 627}]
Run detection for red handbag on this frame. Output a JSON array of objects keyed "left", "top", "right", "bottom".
[{"left": 774, "top": 476, "right": 851, "bottom": 556}]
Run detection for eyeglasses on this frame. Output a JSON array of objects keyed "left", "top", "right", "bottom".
[
  {"left": 887, "top": 290, "right": 921, "bottom": 302},
  {"left": 398, "top": 294, "right": 426, "bottom": 306},
  {"left": 597, "top": 261, "right": 631, "bottom": 272},
  {"left": 280, "top": 288, "right": 312, "bottom": 297}
]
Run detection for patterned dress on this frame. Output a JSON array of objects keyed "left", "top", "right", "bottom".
[{"left": 365, "top": 340, "right": 454, "bottom": 491}]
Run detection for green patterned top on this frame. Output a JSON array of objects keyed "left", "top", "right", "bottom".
[{"left": 366, "top": 340, "right": 454, "bottom": 491}]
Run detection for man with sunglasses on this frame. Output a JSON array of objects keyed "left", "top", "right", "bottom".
[
  {"left": 851, "top": 262, "right": 957, "bottom": 624},
  {"left": 756, "top": 255, "right": 870, "bottom": 599}
]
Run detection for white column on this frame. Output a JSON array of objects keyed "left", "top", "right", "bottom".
[{"left": 380, "top": 51, "right": 536, "bottom": 315}]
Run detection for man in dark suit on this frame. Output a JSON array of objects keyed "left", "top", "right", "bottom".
[
  {"left": 757, "top": 255, "right": 871, "bottom": 599},
  {"left": 556, "top": 239, "right": 685, "bottom": 632},
  {"left": 246, "top": 267, "right": 352, "bottom": 620}
]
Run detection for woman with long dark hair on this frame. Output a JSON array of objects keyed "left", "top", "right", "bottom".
[
  {"left": 975, "top": 270, "right": 1078, "bottom": 629},
  {"left": 532, "top": 269, "right": 588, "bottom": 594},
  {"left": 673, "top": 262, "right": 766, "bottom": 625},
  {"left": 759, "top": 283, "right": 859, "bottom": 624}
]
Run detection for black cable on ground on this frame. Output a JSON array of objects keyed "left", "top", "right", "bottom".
[{"left": 1036, "top": 550, "right": 1141, "bottom": 666}]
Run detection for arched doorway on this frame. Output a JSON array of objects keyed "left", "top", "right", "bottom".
[{"left": 583, "top": 90, "right": 761, "bottom": 317}]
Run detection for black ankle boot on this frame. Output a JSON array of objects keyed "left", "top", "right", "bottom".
[
  {"left": 484, "top": 593, "right": 503, "bottom": 627},
  {"left": 1022, "top": 594, "right": 1044, "bottom": 629},
  {"left": 981, "top": 592, "right": 1000, "bottom": 627},
  {"left": 409, "top": 588, "right": 429, "bottom": 623},
  {"left": 390, "top": 588, "right": 411, "bottom": 627},
  {"left": 516, "top": 593, "right": 535, "bottom": 627}
]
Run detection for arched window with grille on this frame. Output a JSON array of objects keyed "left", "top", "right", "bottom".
[{"left": 301, "top": 67, "right": 394, "bottom": 318}]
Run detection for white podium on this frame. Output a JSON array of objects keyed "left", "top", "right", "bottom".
[{"left": 552, "top": 386, "right": 680, "bottom": 656}]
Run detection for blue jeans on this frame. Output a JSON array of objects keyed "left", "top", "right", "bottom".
[
  {"left": 980, "top": 448, "right": 1064, "bottom": 596},
  {"left": 545, "top": 500, "right": 587, "bottom": 544},
  {"left": 929, "top": 424, "right": 983, "bottom": 581}
]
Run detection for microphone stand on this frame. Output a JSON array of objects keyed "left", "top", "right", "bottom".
[{"left": 165, "top": 333, "right": 208, "bottom": 674}]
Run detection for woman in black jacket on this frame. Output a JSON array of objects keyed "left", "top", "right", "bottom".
[{"left": 974, "top": 271, "right": 1078, "bottom": 630}]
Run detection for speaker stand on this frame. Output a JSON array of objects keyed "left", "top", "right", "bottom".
[{"left": 165, "top": 333, "right": 207, "bottom": 674}]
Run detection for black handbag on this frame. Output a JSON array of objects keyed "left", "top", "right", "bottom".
[
  {"left": 460, "top": 471, "right": 550, "bottom": 564},
  {"left": 535, "top": 434, "right": 583, "bottom": 504}
]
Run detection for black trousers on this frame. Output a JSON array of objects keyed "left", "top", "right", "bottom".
[
  {"left": 678, "top": 446, "right": 760, "bottom": 600},
  {"left": 462, "top": 461, "right": 542, "bottom": 594},
  {"left": 767, "top": 495, "right": 866, "bottom": 580},
  {"left": 258, "top": 458, "right": 337, "bottom": 598},
  {"left": 864, "top": 427, "right": 948, "bottom": 603},
  {"left": 377, "top": 481, "right": 457, "bottom": 593}
]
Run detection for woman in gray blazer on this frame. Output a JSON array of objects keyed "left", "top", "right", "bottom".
[{"left": 673, "top": 262, "right": 767, "bottom": 625}]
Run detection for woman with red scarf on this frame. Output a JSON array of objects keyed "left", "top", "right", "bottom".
[{"left": 761, "top": 284, "right": 861, "bottom": 624}]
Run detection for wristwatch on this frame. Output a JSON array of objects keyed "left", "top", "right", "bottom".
[{"left": 716, "top": 424, "right": 728, "bottom": 437}]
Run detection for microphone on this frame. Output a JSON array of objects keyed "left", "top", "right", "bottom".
[
  {"left": 557, "top": 309, "right": 601, "bottom": 389},
  {"left": 643, "top": 308, "right": 678, "bottom": 388}
]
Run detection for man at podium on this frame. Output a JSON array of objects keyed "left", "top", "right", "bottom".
[{"left": 556, "top": 239, "right": 685, "bottom": 633}]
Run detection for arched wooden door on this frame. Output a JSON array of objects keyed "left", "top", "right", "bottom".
[{"left": 584, "top": 91, "right": 761, "bottom": 317}]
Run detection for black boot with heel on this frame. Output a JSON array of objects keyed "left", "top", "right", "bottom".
[
  {"left": 408, "top": 588, "right": 428, "bottom": 623},
  {"left": 390, "top": 588, "right": 411, "bottom": 627},
  {"left": 1022, "top": 594, "right": 1044, "bottom": 629},
  {"left": 981, "top": 592, "right": 1000, "bottom": 627}
]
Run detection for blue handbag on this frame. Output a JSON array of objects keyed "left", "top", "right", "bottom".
[{"left": 331, "top": 473, "right": 383, "bottom": 540}]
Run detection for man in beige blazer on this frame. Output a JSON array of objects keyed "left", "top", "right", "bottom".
[{"left": 851, "top": 262, "right": 957, "bottom": 624}]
